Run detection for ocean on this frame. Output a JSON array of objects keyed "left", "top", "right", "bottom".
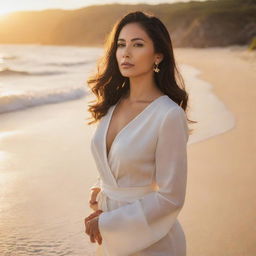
[{"left": 0, "top": 44, "right": 103, "bottom": 114}]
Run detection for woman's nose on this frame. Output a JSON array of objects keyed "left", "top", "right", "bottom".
[
  {"left": 122, "top": 46, "right": 131, "bottom": 57},
  {"left": 123, "top": 51, "right": 130, "bottom": 58}
]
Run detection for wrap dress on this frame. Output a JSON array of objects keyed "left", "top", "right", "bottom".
[{"left": 89, "top": 95, "right": 189, "bottom": 256}]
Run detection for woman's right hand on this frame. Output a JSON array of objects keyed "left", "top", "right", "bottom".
[{"left": 89, "top": 188, "right": 101, "bottom": 211}]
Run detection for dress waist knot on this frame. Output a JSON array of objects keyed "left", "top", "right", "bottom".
[{"left": 96, "top": 182, "right": 157, "bottom": 212}]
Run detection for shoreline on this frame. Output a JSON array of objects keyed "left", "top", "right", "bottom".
[
  {"left": 174, "top": 46, "right": 256, "bottom": 256},
  {"left": 178, "top": 63, "right": 235, "bottom": 145}
]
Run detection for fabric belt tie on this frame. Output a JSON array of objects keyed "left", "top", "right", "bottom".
[{"left": 96, "top": 182, "right": 157, "bottom": 212}]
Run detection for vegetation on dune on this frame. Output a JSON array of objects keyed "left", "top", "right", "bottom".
[
  {"left": 248, "top": 37, "right": 256, "bottom": 50},
  {"left": 0, "top": 0, "right": 255, "bottom": 48}
]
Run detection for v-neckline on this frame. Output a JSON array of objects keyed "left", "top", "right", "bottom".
[{"left": 104, "top": 95, "right": 168, "bottom": 159}]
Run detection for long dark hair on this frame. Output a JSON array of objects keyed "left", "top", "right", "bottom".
[{"left": 86, "top": 10, "right": 196, "bottom": 132}]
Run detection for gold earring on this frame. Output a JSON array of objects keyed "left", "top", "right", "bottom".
[{"left": 153, "top": 62, "right": 160, "bottom": 73}]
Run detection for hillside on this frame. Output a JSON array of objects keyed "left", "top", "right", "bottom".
[{"left": 0, "top": 0, "right": 255, "bottom": 48}]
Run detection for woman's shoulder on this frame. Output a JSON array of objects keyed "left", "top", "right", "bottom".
[
  {"left": 157, "top": 96, "right": 189, "bottom": 138},
  {"left": 158, "top": 95, "right": 185, "bottom": 115},
  {"left": 150, "top": 95, "right": 186, "bottom": 127}
]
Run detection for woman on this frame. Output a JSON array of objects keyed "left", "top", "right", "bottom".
[{"left": 84, "top": 10, "right": 194, "bottom": 256}]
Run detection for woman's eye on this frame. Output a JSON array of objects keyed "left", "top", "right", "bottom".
[
  {"left": 134, "top": 43, "right": 143, "bottom": 47},
  {"left": 117, "top": 43, "right": 143, "bottom": 47}
]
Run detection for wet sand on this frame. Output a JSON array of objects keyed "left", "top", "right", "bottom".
[{"left": 174, "top": 46, "right": 256, "bottom": 256}]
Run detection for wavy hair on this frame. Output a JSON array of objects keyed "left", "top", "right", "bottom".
[{"left": 86, "top": 10, "right": 196, "bottom": 132}]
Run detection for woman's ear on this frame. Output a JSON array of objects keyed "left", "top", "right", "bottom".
[{"left": 155, "top": 53, "right": 164, "bottom": 64}]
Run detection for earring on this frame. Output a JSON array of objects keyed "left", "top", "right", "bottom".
[{"left": 153, "top": 62, "right": 160, "bottom": 73}]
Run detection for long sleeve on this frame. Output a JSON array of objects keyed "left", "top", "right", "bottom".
[{"left": 98, "top": 107, "right": 189, "bottom": 256}]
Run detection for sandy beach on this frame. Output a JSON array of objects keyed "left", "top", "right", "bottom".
[
  {"left": 0, "top": 45, "right": 255, "bottom": 255},
  {"left": 174, "top": 46, "right": 256, "bottom": 256}
]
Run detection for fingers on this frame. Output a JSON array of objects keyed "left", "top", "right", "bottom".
[
  {"left": 90, "top": 233, "right": 95, "bottom": 243},
  {"left": 89, "top": 200, "right": 97, "bottom": 205},
  {"left": 91, "top": 187, "right": 101, "bottom": 192},
  {"left": 90, "top": 229, "right": 102, "bottom": 245},
  {"left": 90, "top": 230, "right": 102, "bottom": 244},
  {"left": 89, "top": 202, "right": 99, "bottom": 211},
  {"left": 84, "top": 214, "right": 103, "bottom": 245},
  {"left": 84, "top": 212, "right": 97, "bottom": 223},
  {"left": 85, "top": 220, "right": 90, "bottom": 235},
  {"left": 85, "top": 214, "right": 93, "bottom": 223},
  {"left": 89, "top": 197, "right": 99, "bottom": 211},
  {"left": 90, "top": 189, "right": 100, "bottom": 202},
  {"left": 85, "top": 219, "right": 101, "bottom": 244},
  {"left": 95, "top": 210, "right": 103, "bottom": 215},
  {"left": 84, "top": 216, "right": 95, "bottom": 235},
  {"left": 88, "top": 189, "right": 100, "bottom": 210},
  {"left": 90, "top": 232, "right": 102, "bottom": 244},
  {"left": 96, "top": 232, "right": 102, "bottom": 245},
  {"left": 84, "top": 210, "right": 103, "bottom": 225},
  {"left": 91, "top": 210, "right": 101, "bottom": 218}
]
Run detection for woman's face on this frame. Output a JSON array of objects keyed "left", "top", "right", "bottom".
[{"left": 115, "top": 22, "right": 162, "bottom": 78}]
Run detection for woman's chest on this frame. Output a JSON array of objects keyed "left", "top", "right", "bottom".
[
  {"left": 93, "top": 111, "right": 160, "bottom": 161},
  {"left": 106, "top": 103, "right": 157, "bottom": 158},
  {"left": 92, "top": 113, "right": 160, "bottom": 185}
]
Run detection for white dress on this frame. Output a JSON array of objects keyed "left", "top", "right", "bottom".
[{"left": 89, "top": 95, "right": 189, "bottom": 256}]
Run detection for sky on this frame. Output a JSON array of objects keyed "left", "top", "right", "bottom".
[{"left": 0, "top": 0, "right": 206, "bottom": 15}]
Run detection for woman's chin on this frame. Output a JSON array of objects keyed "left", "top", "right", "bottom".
[{"left": 121, "top": 72, "right": 139, "bottom": 78}]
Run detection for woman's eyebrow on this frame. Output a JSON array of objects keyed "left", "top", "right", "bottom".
[{"left": 117, "top": 38, "right": 145, "bottom": 42}]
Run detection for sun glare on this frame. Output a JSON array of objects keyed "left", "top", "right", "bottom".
[
  {"left": 0, "top": 3, "right": 25, "bottom": 16},
  {"left": 0, "top": 8, "right": 14, "bottom": 16}
]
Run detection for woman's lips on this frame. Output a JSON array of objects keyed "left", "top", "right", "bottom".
[{"left": 121, "top": 64, "right": 134, "bottom": 68}]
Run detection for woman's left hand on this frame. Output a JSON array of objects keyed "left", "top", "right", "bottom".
[{"left": 84, "top": 211, "right": 103, "bottom": 245}]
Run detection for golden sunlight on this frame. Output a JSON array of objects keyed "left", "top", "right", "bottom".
[
  {"left": 0, "top": 7, "right": 15, "bottom": 16},
  {"left": 0, "top": 1, "right": 30, "bottom": 16}
]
